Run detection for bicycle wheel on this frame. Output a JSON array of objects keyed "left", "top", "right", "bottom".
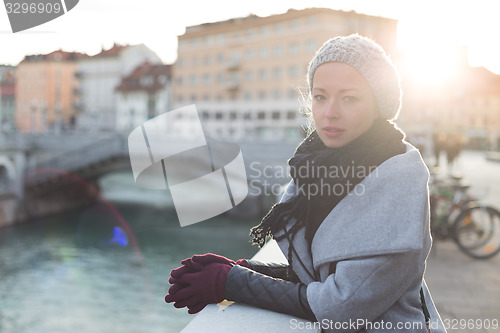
[{"left": 453, "top": 205, "right": 500, "bottom": 259}]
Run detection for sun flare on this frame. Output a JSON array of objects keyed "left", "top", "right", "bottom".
[{"left": 399, "top": 46, "right": 466, "bottom": 88}]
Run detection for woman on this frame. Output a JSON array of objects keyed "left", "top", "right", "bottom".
[{"left": 165, "top": 34, "right": 446, "bottom": 333}]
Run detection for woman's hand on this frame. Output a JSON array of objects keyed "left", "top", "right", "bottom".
[
  {"left": 181, "top": 253, "right": 250, "bottom": 270},
  {"left": 165, "top": 262, "right": 232, "bottom": 313},
  {"left": 165, "top": 253, "right": 251, "bottom": 314}
]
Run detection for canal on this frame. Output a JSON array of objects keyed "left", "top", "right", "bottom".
[{"left": 0, "top": 199, "right": 261, "bottom": 332}]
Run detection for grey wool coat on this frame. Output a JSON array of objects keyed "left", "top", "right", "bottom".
[{"left": 273, "top": 143, "right": 447, "bottom": 333}]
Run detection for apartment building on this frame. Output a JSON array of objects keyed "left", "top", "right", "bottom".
[
  {"left": 173, "top": 7, "right": 398, "bottom": 141},
  {"left": 15, "top": 51, "right": 83, "bottom": 133},
  {"left": 0, "top": 65, "right": 16, "bottom": 133},
  {"left": 115, "top": 61, "right": 172, "bottom": 131},
  {"left": 76, "top": 44, "right": 162, "bottom": 132}
]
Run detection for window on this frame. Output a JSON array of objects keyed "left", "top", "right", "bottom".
[
  {"left": 273, "top": 44, "right": 284, "bottom": 56},
  {"left": 230, "top": 51, "right": 240, "bottom": 61},
  {"left": 258, "top": 91, "right": 267, "bottom": 100},
  {"left": 177, "top": 76, "right": 183, "bottom": 85},
  {"left": 229, "top": 111, "right": 237, "bottom": 120},
  {"left": 177, "top": 58, "right": 185, "bottom": 67},
  {"left": 290, "top": 19, "right": 299, "bottom": 29},
  {"left": 203, "top": 74, "right": 211, "bottom": 85},
  {"left": 259, "top": 47, "right": 269, "bottom": 58},
  {"left": 258, "top": 69, "right": 268, "bottom": 80},
  {"left": 289, "top": 42, "right": 299, "bottom": 54},
  {"left": 245, "top": 49, "right": 254, "bottom": 60},
  {"left": 287, "top": 111, "right": 297, "bottom": 120},
  {"left": 272, "top": 67, "right": 282, "bottom": 79},
  {"left": 217, "top": 33, "right": 225, "bottom": 43},
  {"left": 230, "top": 72, "right": 239, "bottom": 82},
  {"left": 306, "top": 39, "right": 317, "bottom": 52},
  {"left": 288, "top": 65, "right": 298, "bottom": 78},
  {"left": 189, "top": 74, "right": 198, "bottom": 85},
  {"left": 204, "top": 55, "right": 211, "bottom": 65},
  {"left": 306, "top": 15, "right": 316, "bottom": 25},
  {"left": 257, "top": 111, "right": 265, "bottom": 119},
  {"left": 274, "top": 22, "right": 284, "bottom": 32},
  {"left": 273, "top": 89, "right": 282, "bottom": 99},
  {"left": 215, "top": 112, "right": 223, "bottom": 120},
  {"left": 217, "top": 53, "right": 225, "bottom": 63},
  {"left": 244, "top": 91, "right": 252, "bottom": 100},
  {"left": 244, "top": 71, "right": 253, "bottom": 81},
  {"left": 272, "top": 111, "right": 280, "bottom": 120},
  {"left": 217, "top": 73, "right": 224, "bottom": 83}
]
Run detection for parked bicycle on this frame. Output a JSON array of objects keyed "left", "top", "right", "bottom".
[{"left": 429, "top": 172, "right": 500, "bottom": 259}]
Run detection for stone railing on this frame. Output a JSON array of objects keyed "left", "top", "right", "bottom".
[{"left": 180, "top": 240, "right": 318, "bottom": 332}]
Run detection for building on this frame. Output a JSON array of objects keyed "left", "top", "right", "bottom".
[
  {"left": 0, "top": 65, "right": 16, "bottom": 133},
  {"left": 15, "top": 51, "right": 83, "bottom": 133},
  {"left": 76, "top": 44, "right": 162, "bottom": 132},
  {"left": 173, "top": 7, "right": 398, "bottom": 141},
  {"left": 115, "top": 61, "right": 172, "bottom": 131}
]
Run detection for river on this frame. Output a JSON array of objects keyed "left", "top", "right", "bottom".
[{"left": 0, "top": 171, "right": 262, "bottom": 333}]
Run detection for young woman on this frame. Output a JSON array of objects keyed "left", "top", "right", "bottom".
[{"left": 165, "top": 34, "right": 446, "bottom": 333}]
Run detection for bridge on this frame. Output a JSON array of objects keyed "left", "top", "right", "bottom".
[{"left": 0, "top": 132, "right": 301, "bottom": 226}]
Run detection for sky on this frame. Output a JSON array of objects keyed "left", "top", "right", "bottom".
[{"left": 1, "top": 0, "right": 500, "bottom": 76}]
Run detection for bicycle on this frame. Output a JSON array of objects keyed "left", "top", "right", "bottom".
[{"left": 429, "top": 172, "right": 500, "bottom": 259}]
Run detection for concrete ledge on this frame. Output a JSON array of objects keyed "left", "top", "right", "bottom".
[
  {"left": 486, "top": 151, "right": 500, "bottom": 162},
  {"left": 180, "top": 240, "right": 318, "bottom": 332}
]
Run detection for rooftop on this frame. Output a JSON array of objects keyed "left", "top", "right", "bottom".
[{"left": 116, "top": 61, "right": 171, "bottom": 93}]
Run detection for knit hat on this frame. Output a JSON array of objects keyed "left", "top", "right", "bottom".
[{"left": 307, "top": 34, "right": 402, "bottom": 120}]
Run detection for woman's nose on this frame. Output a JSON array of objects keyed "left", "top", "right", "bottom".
[{"left": 324, "top": 100, "right": 341, "bottom": 119}]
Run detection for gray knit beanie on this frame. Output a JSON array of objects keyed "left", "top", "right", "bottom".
[{"left": 307, "top": 34, "right": 402, "bottom": 120}]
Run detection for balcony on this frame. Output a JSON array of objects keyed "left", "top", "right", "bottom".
[
  {"left": 223, "top": 59, "right": 241, "bottom": 71},
  {"left": 223, "top": 79, "right": 240, "bottom": 91}
]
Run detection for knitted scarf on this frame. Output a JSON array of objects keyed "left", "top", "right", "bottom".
[{"left": 250, "top": 118, "right": 406, "bottom": 248}]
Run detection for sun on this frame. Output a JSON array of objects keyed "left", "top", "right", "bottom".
[{"left": 398, "top": 45, "right": 466, "bottom": 89}]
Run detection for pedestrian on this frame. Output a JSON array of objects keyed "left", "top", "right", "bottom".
[{"left": 165, "top": 34, "right": 446, "bottom": 333}]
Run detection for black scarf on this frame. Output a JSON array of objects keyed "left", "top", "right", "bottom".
[{"left": 250, "top": 118, "right": 406, "bottom": 248}]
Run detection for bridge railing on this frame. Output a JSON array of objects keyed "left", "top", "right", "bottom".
[{"left": 25, "top": 134, "right": 128, "bottom": 184}]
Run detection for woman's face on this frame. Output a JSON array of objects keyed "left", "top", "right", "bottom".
[{"left": 311, "top": 62, "right": 379, "bottom": 148}]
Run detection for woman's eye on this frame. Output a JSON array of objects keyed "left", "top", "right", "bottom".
[
  {"left": 343, "top": 96, "right": 359, "bottom": 103},
  {"left": 314, "top": 95, "right": 325, "bottom": 101}
]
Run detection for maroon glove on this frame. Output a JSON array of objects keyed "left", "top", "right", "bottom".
[
  {"left": 165, "top": 262, "right": 232, "bottom": 313},
  {"left": 169, "top": 253, "right": 250, "bottom": 282}
]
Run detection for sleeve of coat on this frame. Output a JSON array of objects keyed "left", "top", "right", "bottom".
[
  {"left": 245, "top": 259, "right": 301, "bottom": 283},
  {"left": 306, "top": 250, "right": 420, "bottom": 331}
]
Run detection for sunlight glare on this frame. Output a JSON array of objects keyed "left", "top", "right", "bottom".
[{"left": 399, "top": 45, "right": 465, "bottom": 88}]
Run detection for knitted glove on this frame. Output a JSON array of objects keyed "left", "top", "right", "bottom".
[
  {"left": 183, "top": 253, "right": 251, "bottom": 268},
  {"left": 169, "top": 253, "right": 250, "bottom": 282},
  {"left": 165, "top": 262, "right": 232, "bottom": 313}
]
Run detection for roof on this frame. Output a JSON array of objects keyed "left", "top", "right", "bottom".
[
  {"left": 92, "top": 43, "right": 128, "bottom": 58},
  {"left": 21, "top": 49, "right": 87, "bottom": 63},
  {"left": 116, "top": 61, "right": 171, "bottom": 93}
]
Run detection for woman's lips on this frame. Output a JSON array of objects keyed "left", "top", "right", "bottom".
[{"left": 323, "top": 127, "right": 344, "bottom": 138}]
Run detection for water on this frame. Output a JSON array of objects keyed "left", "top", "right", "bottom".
[{"left": 0, "top": 201, "right": 260, "bottom": 333}]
